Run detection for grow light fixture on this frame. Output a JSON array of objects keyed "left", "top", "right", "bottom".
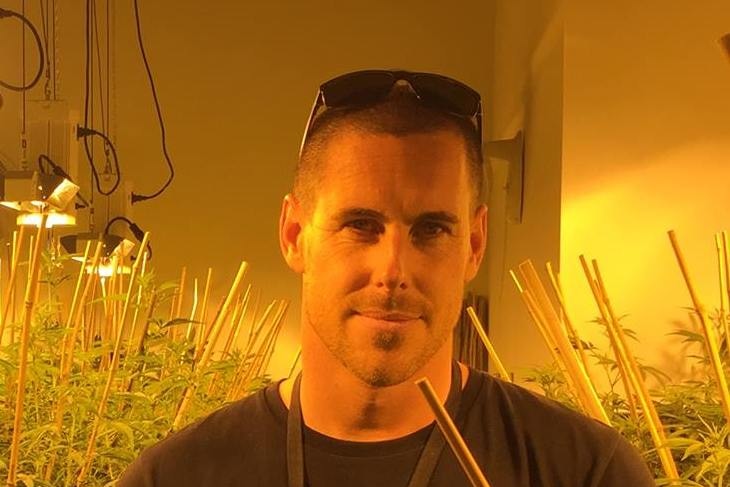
[
  {"left": 61, "top": 232, "right": 135, "bottom": 276},
  {"left": 0, "top": 170, "right": 79, "bottom": 212},
  {"left": 0, "top": 170, "right": 79, "bottom": 227}
]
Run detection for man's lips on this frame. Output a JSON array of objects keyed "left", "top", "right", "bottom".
[{"left": 355, "top": 310, "right": 421, "bottom": 321}]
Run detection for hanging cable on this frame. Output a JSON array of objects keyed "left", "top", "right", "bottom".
[
  {"left": 104, "top": 216, "right": 153, "bottom": 260},
  {"left": 81, "top": 0, "right": 120, "bottom": 196},
  {"left": 130, "top": 0, "right": 175, "bottom": 204},
  {"left": 77, "top": 125, "right": 121, "bottom": 194},
  {"left": 0, "top": 7, "right": 44, "bottom": 92}
]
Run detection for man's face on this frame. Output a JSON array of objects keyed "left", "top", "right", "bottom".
[{"left": 283, "top": 128, "right": 486, "bottom": 387}]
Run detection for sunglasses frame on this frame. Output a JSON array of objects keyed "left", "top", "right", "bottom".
[{"left": 298, "top": 69, "right": 483, "bottom": 158}]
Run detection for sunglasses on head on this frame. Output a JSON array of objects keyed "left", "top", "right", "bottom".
[{"left": 298, "top": 69, "right": 483, "bottom": 157}]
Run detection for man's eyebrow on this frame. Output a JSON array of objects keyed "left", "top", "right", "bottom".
[
  {"left": 331, "top": 207, "right": 388, "bottom": 222},
  {"left": 414, "top": 211, "right": 460, "bottom": 225}
]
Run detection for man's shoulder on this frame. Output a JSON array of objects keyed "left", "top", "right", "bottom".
[
  {"left": 467, "top": 367, "right": 618, "bottom": 442},
  {"left": 117, "top": 382, "right": 286, "bottom": 486},
  {"left": 463, "top": 368, "right": 654, "bottom": 485}
]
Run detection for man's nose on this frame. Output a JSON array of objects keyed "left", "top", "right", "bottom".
[{"left": 374, "top": 227, "right": 409, "bottom": 291}]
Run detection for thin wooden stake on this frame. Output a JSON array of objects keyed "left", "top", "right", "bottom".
[
  {"left": 589, "top": 258, "right": 679, "bottom": 480},
  {"left": 172, "top": 261, "right": 248, "bottom": 431},
  {"left": 7, "top": 215, "right": 47, "bottom": 487},
  {"left": 0, "top": 226, "right": 26, "bottom": 341},
  {"left": 416, "top": 377, "right": 491, "bottom": 487},
  {"left": 76, "top": 233, "right": 151, "bottom": 485},
  {"left": 668, "top": 230, "right": 730, "bottom": 426},
  {"left": 465, "top": 306, "right": 510, "bottom": 381}
]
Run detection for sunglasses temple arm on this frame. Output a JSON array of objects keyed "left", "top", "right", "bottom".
[{"left": 298, "top": 91, "right": 325, "bottom": 160}]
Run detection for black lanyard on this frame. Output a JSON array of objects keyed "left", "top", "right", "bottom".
[{"left": 287, "top": 364, "right": 463, "bottom": 487}]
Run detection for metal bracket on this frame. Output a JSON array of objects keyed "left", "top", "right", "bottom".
[{"left": 484, "top": 130, "right": 524, "bottom": 223}]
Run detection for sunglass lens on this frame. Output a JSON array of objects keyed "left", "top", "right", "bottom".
[
  {"left": 410, "top": 74, "right": 481, "bottom": 117},
  {"left": 321, "top": 71, "right": 395, "bottom": 107}
]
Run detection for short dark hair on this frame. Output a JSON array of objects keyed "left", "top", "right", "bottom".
[{"left": 294, "top": 87, "right": 484, "bottom": 211}]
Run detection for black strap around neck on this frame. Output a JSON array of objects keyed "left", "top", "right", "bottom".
[{"left": 287, "top": 363, "right": 463, "bottom": 487}]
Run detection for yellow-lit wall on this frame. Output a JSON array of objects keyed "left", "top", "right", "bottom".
[
  {"left": 561, "top": 1, "right": 730, "bottom": 379},
  {"left": 0, "top": 0, "right": 495, "bottom": 379},
  {"left": 485, "top": 0, "right": 563, "bottom": 377}
]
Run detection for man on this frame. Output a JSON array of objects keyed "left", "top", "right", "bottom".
[{"left": 118, "top": 70, "right": 655, "bottom": 486}]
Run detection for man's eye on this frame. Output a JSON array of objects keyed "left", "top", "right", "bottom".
[
  {"left": 345, "top": 219, "right": 382, "bottom": 234},
  {"left": 412, "top": 222, "right": 450, "bottom": 240}
]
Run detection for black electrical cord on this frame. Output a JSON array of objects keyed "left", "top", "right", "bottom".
[
  {"left": 104, "top": 216, "right": 153, "bottom": 260},
  {"left": 82, "top": 0, "right": 119, "bottom": 197},
  {"left": 0, "top": 7, "right": 44, "bottom": 92},
  {"left": 130, "top": 0, "right": 174, "bottom": 204},
  {"left": 37, "top": 153, "right": 91, "bottom": 208},
  {"left": 77, "top": 125, "right": 121, "bottom": 195}
]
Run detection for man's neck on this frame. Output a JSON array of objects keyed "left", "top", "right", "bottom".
[{"left": 279, "top": 338, "right": 468, "bottom": 442}]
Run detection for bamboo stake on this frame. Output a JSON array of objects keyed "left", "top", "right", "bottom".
[
  {"left": 723, "top": 232, "right": 730, "bottom": 320},
  {"left": 172, "top": 261, "right": 248, "bottom": 431},
  {"left": 511, "top": 271, "right": 565, "bottom": 373},
  {"left": 577, "top": 256, "right": 639, "bottom": 424},
  {"left": 668, "top": 230, "right": 730, "bottom": 426},
  {"left": 223, "top": 285, "right": 252, "bottom": 356},
  {"left": 416, "top": 377, "right": 490, "bottom": 487},
  {"left": 175, "top": 266, "right": 187, "bottom": 318},
  {"left": 227, "top": 300, "right": 279, "bottom": 401},
  {"left": 720, "top": 232, "right": 730, "bottom": 353},
  {"left": 229, "top": 285, "right": 252, "bottom": 351},
  {"left": 517, "top": 261, "right": 609, "bottom": 424},
  {"left": 125, "top": 250, "right": 149, "bottom": 357},
  {"left": 716, "top": 234, "right": 729, "bottom": 356},
  {"left": 545, "top": 262, "right": 594, "bottom": 379},
  {"left": 0, "top": 226, "right": 26, "bottom": 341},
  {"left": 260, "top": 301, "right": 289, "bottom": 377},
  {"left": 588, "top": 258, "right": 679, "bottom": 480},
  {"left": 185, "top": 277, "right": 199, "bottom": 341},
  {"left": 76, "top": 233, "right": 151, "bottom": 485},
  {"left": 465, "top": 306, "right": 510, "bottom": 381},
  {"left": 195, "top": 267, "right": 213, "bottom": 351},
  {"left": 7, "top": 215, "right": 47, "bottom": 487},
  {"left": 288, "top": 347, "right": 302, "bottom": 378}
]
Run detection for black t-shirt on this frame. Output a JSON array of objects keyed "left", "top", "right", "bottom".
[{"left": 118, "top": 368, "right": 655, "bottom": 486}]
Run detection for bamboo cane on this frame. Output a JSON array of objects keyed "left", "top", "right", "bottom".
[
  {"left": 231, "top": 301, "right": 285, "bottom": 399},
  {"left": 587, "top": 258, "right": 679, "bottom": 480},
  {"left": 288, "top": 347, "right": 302, "bottom": 378},
  {"left": 227, "top": 300, "right": 279, "bottom": 401},
  {"left": 0, "top": 226, "right": 26, "bottom": 341},
  {"left": 125, "top": 250, "right": 149, "bottom": 357},
  {"left": 223, "top": 285, "right": 252, "bottom": 356},
  {"left": 195, "top": 267, "right": 213, "bottom": 351},
  {"left": 229, "top": 285, "right": 253, "bottom": 351},
  {"left": 76, "top": 233, "right": 151, "bottom": 485},
  {"left": 517, "top": 261, "right": 609, "bottom": 424},
  {"left": 416, "top": 377, "right": 491, "bottom": 487},
  {"left": 175, "top": 266, "right": 187, "bottom": 318},
  {"left": 260, "top": 301, "right": 289, "bottom": 377},
  {"left": 172, "top": 261, "right": 248, "bottom": 431},
  {"left": 7, "top": 215, "right": 47, "bottom": 487},
  {"left": 185, "top": 277, "right": 199, "bottom": 341},
  {"left": 715, "top": 234, "right": 730, "bottom": 356},
  {"left": 577, "top": 256, "right": 640, "bottom": 424},
  {"left": 545, "top": 262, "right": 594, "bottom": 378},
  {"left": 723, "top": 232, "right": 730, "bottom": 320},
  {"left": 511, "top": 271, "right": 565, "bottom": 374},
  {"left": 465, "top": 306, "right": 510, "bottom": 381},
  {"left": 668, "top": 230, "right": 730, "bottom": 426}
]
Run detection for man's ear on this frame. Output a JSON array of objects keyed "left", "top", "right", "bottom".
[
  {"left": 279, "top": 193, "right": 306, "bottom": 274},
  {"left": 465, "top": 204, "right": 488, "bottom": 282}
]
